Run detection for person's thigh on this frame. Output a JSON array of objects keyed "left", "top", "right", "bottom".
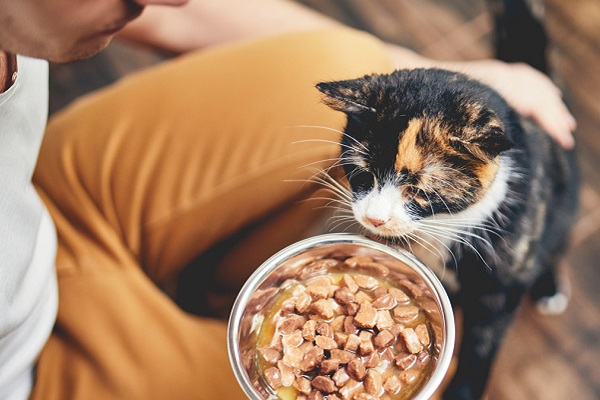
[{"left": 32, "top": 28, "right": 392, "bottom": 399}]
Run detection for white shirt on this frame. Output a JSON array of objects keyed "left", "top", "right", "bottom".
[{"left": 0, "top": 55, "right": 58, "bottom": 400}]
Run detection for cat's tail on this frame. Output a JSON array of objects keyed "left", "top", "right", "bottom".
[{"left": 488, "top": 0, "right": 549, "bottom": 73}]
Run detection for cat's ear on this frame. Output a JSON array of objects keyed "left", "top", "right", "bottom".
[
  {"left": 316, "top": 80, "right": 377, "bottom": 115},
  {"left": 450, "top": 115, "right": 513, "bottom": 161}
]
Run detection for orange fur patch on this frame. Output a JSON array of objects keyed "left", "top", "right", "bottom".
[{"left": 395, "top": 118, "right": 425, "bottom": 173}]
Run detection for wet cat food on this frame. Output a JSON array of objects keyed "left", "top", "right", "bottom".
[{"left": 254, "top": 255, "right": 442, "bottom": 400}]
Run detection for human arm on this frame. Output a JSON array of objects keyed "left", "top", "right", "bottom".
[
  {"left": 118, "top": 0, "right": 576, "bottom": 148},
  {"left": 385, "top": 44, "right": 576, "bottom": 149},
  {"left": 117, "top": 0, "right": 342, "bottom": 53}
]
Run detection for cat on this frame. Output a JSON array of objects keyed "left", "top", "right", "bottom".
[{"left": 316, "top": 68, "right": 578, "bottom": 399}]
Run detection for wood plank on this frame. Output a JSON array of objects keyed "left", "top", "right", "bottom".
[{"left": 545, "top": 0, "right": 600, "bottom": 49}]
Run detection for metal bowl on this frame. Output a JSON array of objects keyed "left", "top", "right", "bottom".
[{"left": 228, "top": 233, "right": 455, "bottom": 399}]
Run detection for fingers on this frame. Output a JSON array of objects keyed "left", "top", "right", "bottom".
[
  {"left": 532, "top": 99, "right": 576, "bottom": 149},
  {"left": 521, "top": 99, "right": 576, "bottom": 150},
  {"left": 519, "top": 65, "right": 577, "bottom": 149}
]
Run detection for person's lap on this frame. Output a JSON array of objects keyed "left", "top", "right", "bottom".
[{"left": 31, "top": 28, "right": 392, "bottom": 399}]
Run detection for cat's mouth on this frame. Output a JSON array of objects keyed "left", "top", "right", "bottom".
[{"left": 358, "top": 215, "right": 416, "bottom": 238}]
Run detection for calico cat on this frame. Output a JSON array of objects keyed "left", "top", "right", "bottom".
[{"left": 316, "top": 68, "right": 578, "bottom": 399}]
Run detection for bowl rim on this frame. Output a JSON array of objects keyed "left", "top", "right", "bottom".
[{"left": 227, "top": 232, "right": 455, "bottom": 400}]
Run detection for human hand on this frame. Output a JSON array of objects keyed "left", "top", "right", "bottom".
[
  {"left": 451, "top": 59, "right": 576, "bottom": 149},
  {"left": 385, "top": 45, "right": 576, "bottom": 149}
]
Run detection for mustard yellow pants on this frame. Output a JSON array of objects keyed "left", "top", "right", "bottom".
[{"left": 31, "top": 29, "right": 392, "bottom": 399}]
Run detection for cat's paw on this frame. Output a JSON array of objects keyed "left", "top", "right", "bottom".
[
  {"left": 535, "top": 291, "right": 570, "bottom": 315},
  {"left": 533, "top": 270, "right": 571, "bottom": 316}
]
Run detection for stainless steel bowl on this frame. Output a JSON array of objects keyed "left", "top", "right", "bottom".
[{"left": 228, "top": 233, "right": 455, "bottom": 400}]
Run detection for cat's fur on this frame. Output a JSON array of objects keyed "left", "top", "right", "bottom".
[{"left": 316, "top": 68, "right": 578, "bottom": 399}]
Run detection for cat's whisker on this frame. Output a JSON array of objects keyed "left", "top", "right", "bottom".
[
  {"left": 310, "top": 173, "right": 353, "bottom": 200},
  {"left": 297, "top": 157, "right": 345, "bottom": 170},
  {"left": 418, "top": 221, "right": 495, "bottom": 251},
  {"left": 419, "top": 181, "right": 457, "bottom": 217},
  {"left": 404, "top": 232, "right": 456, "bottom": 278},
  {"left": 416, "top": 225, "right": 494, "bottom": 271},
  {"left": 292, "top": 138, "right": 369, "bottom": 157},
  {"left": 422, "top": 218, "right": 507, "bottom": 243},
  {"left": 328, "top": 217, "right": 360, "bottom": 233},
  {"left": 289, "top": 125, "right": 370, "bottom": 153}
]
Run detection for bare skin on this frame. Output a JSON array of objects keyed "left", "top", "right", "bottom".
[
  {"left": 118, "top": 0, "right": 576, "bottom": 148},
  {"left": 0, "top": 0, "right": 576, "bottom": 137},
  {"left": 0, "top": 50, "right": 17, "bottom": 92}
]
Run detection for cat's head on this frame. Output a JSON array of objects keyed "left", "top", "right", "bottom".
[{"left": 316, "top": 68, "right": 514, "bottom": 238}]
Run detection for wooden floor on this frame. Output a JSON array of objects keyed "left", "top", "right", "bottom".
[
  {"left": 296, "top": 1, "right": 600, "bottom": 399},
  {"left": 47, "top": 1, "right": 600, "bottom": 399}
]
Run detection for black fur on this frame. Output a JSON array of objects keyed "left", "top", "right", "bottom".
[{"left": 317, "top": 68, "right": 579, "bottom": 399}]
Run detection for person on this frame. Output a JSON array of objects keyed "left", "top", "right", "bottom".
[{"left": 0, "top": 0, "right": 576, "bottom": 399}]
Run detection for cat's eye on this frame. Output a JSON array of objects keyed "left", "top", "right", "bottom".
[{"left": 347, "top": 168, "right": 375, "bottom": 194}]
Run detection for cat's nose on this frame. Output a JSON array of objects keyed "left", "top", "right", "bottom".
[{"left": 366, "top": 217, "right": 387, "bottom": 227}]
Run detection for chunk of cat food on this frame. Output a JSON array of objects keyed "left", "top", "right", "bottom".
[
  {"left": 253, "top": 255, "right": 442, "bottom": 399},
  {"left": 295, "top": 291, "right": 313, "bottom": 313},
  {"left": 315, "top": 335, "right": 338, "bottom": 350},
  {"left": 399, "top": 370, "right": 420, "bottom": 385},
  {"left": 315, "top": 321, "right": 334, "bottom": 338},
  {"left": 320, "top": 358, "right": 340, "bottom": 374},
  {"left": 332, "top": 367, "right": 351, "bottom": 387},
  {"left": 338, "top": 379, "right": 362, "bottom": 400},
  {"left": 358, "top": 338, "right": 375, "bottom": 356},
  {"left": 312, "top": 376, "right": 337, "bottom": 394},
  {"left": 383, "top": 375, "right": 401, "bottom": 394},
  {"left": 302, "top": 319, "right": 317, "bottom": 341},
  {"left": 373, "top": 329, "right": 395, "bottom": 349},
  {"left": 372, "top": 293, "right": 396, "bottom": 310},
  {"left": 278, "top": 360, "right": 296, "bottom": 387},
  {"left": 306, "top": 285, "right": 330, "bottom": 301},
  {"left": 364, "top": 369, "right": 384, "bottom": 395},
  {"left": 347, "top": 358, "right": 367, "bottom": 381},
  {"left": 400, "top": 328, "right": 423, "bottom": 354},
  {"left": 329, "top": 349, "right": 356, "bottom": 364},
  {"left": 343, "top": 256, "right": 373, "bottom": 268},
  {"left": 334, "top": 331, "right": 349, "bottom": 348},
  {"left": 299, "top": 346, "right": 324, "bottom": 372},
  {"left": 283, "top": 346, "right": 304, "bottom": 369},
  {"left": 336, "top": 274, "right": 357, "bottom": 292},
  {"left": 395, "top": 353, "right": 417, "bottom": 370},
  {"left": 331, "top": 315, "right": 346, "bottom": 332},
  {"left": 258, "top": 347, "right": 281, "bottom": 365},
  {"left": 334, "top": 287, "right": 357, "bottom": 305},
  {"left": 388, "top": 287, "right": 411, "bottom": 303},
  {"left": 264, "top": 366, "right": 283, "bottom": 389},
  {"left": 278, "top": 315, "right": 306, "bottom": 334},
  {"left": 376, "top": 310, "right": 395, "bottom": 330},
  {"left": 282, "top": 329, "right": 304, "bottom": 348},
  {"left": 294, "top": 377, "right": 312, "bottom": 395},
  {"left": 364, "top": 350, "right": 380, "bottom": 369},
  {"left": 354, "top": 275, "right": 379, "bottom": 290},
  {"left": 358, "top": 261, "right": 390, "bottom": 277},
  {"left": 344, "top": 302, "right": 360, "bottom": 317},
  {"left": 311, "top": 299, "right": 335, "bottom": 319},
  {"left": 307, "top": 390, "right": 323, "bottom": 400},
  {"left": 280, "top": 299, "right": 297, "bottom": 316},
  {"left": 344, "top": 333, "right": 361, "bottom": 352},
  {"left": 392, "top": 305, "right": 420, "bottom": 321},
  {"left": 415, "top": 324, "right": 430, "bottom": 347},
  {"left": 354, "top": 302, "right": 378, "bottom": 328}
]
